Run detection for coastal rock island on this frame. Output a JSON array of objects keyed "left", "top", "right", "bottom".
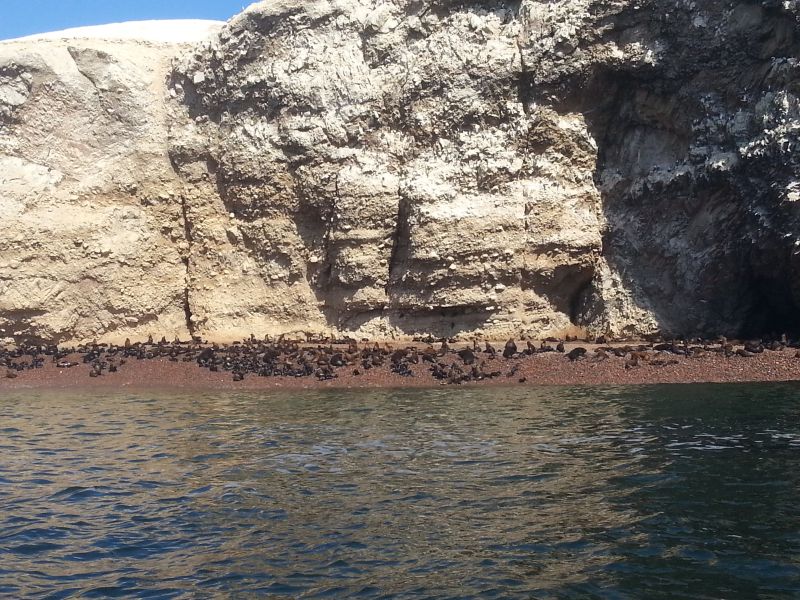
[{"left": 1, "top": 1, "right": 799, "bottom": 345}]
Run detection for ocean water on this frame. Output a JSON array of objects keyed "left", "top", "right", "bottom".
[{"left": 1, "top": 383, "right": 799, "bottom": 598}]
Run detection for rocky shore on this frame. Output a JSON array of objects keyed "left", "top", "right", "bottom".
[{"left": 3, "top": 336, "right": 800, "bottom": 391}]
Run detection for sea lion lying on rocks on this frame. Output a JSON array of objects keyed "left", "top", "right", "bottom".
[{"left": 566, "top": 347, "right": 587, "bottom": 361}]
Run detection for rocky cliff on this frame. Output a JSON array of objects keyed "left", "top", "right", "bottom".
[{"left": 1, "top": 2, "right": 798, "bottom": 344}]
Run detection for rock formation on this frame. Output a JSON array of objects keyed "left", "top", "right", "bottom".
[
  {"left": 1, "top": 2, "right": 798, "bottom": 344},
  {"left": 0, "top": 23, "right": 220, "bottom": 344}
]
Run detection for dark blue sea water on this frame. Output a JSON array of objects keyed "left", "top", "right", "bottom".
[{"left": 1, "top": 384, "right": 799, "bottom": 598}]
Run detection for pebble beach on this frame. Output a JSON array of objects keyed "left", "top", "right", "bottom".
[{"left": 4, "top": 338, "right": 800, "bottom": 391}]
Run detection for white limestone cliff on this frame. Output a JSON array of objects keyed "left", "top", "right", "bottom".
[{"left": 1, "top": 2, "right": 799, "bottom": 344}]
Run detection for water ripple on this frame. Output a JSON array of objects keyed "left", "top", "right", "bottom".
[{"left": 1, "top": 383, "right": 799, "bottom": 597}]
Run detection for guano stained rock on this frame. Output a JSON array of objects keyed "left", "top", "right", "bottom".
[{"left": 1, "top": 2, "right": 799, "bottom": 344}]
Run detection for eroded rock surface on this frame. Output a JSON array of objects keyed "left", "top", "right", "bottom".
[
  {"left": 1, "top": 2, "right": 799, "bottom": 343},
  {"left": 0, "top": 37, "right": 193, "bottom": 343},
  {"left": 169, "top": 0, "right": 605, "bottom": 340},
  {"left": 579, "top": 0, "right": 800, "bottom": 338}
]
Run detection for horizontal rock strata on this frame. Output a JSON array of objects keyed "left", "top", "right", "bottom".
[{"left": 1, "top": 2, "right": 799, "bottom": 344}]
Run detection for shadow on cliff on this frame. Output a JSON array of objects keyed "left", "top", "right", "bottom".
[{"left": 566, "top": 3, "right": 800, "bottom": 339}]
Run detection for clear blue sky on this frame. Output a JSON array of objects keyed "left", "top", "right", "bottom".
[{"left": 1, "top": 1, "right": 250, "bottom": 40}]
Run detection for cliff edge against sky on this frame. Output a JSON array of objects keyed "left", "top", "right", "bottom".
[{"left": 1, "top": 1, "right": 799, "bottom": 344}]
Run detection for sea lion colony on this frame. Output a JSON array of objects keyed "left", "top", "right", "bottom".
[{"left": 2, "top": 333, "right": 798, "bottom": 385}]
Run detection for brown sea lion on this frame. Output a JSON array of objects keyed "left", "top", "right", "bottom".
[
  {"left": 566, "top": 347, "right": 586, "bottom": 361},
  {"left": 503, "top": 339, "right": 517, "bottom": 359}
]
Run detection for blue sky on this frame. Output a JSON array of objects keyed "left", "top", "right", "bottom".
[{"left": 1, "top": 1, "right": 250, "bottom": 40}]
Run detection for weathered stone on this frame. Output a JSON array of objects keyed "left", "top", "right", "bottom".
[
  {"left": 1, "top": 3, "right": 799, "bottom": 343},
  {"left": 0, "top": 36, "right": 195, "bottom": 343},
  {"left": 169, "top": 0, "right": 605, "bottom": 340}
]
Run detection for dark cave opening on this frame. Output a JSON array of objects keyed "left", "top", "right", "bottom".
[
  {"left": 568, "top": 278, "right": 594, "bottom": 326},
  {"left": 740, "top": 275, "right": 800, "bottom": 340},
  {"left": 572, "top": 60, "right": 800, "bottom": 342}
]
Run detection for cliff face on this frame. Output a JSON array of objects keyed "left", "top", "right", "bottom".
[
  {"left": 1, "top": 2, "right": 799, "bottom": 344},
  {"left": 580, "top": 0, "right": 800, "bottom": 338},
  {"left": 169, "top": 0, "right": 604, "bottom": 341},
  {"left": 0, "top": 36, "right": 193, "bottom": 344}
]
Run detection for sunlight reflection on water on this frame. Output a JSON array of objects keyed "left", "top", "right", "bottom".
[{"left": 1, "top": 383, "right": 799, "bottom": 598}]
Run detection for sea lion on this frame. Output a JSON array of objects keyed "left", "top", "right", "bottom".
[
  {"left": 197, "top": 347, "right": 215, "bottom": 365},
  {"left": 566, "top": 347, "right": 586, "bottom": 361},
  {"left": 766, "top": 340, "right": 783, "bottom": 351},
  {"left": 447, "top": 363, "right": 464, "bottom": 385},
  {"left": 458, "top": 348, "right": 476, "bottom": 365},
  {"left": 503, "top": 339, "right": 517, "bottom": 359},
  {"left": 743, "top": 340, "right": 764, "bottom": 354}
]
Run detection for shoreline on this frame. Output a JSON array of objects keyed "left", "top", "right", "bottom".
[{"left": 3, "top": 339, "right": 800, "bottom": 392}]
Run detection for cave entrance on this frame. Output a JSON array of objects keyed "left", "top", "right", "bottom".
[{"left": 740, "top": 275, "right": 800, "bottom": 340}]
